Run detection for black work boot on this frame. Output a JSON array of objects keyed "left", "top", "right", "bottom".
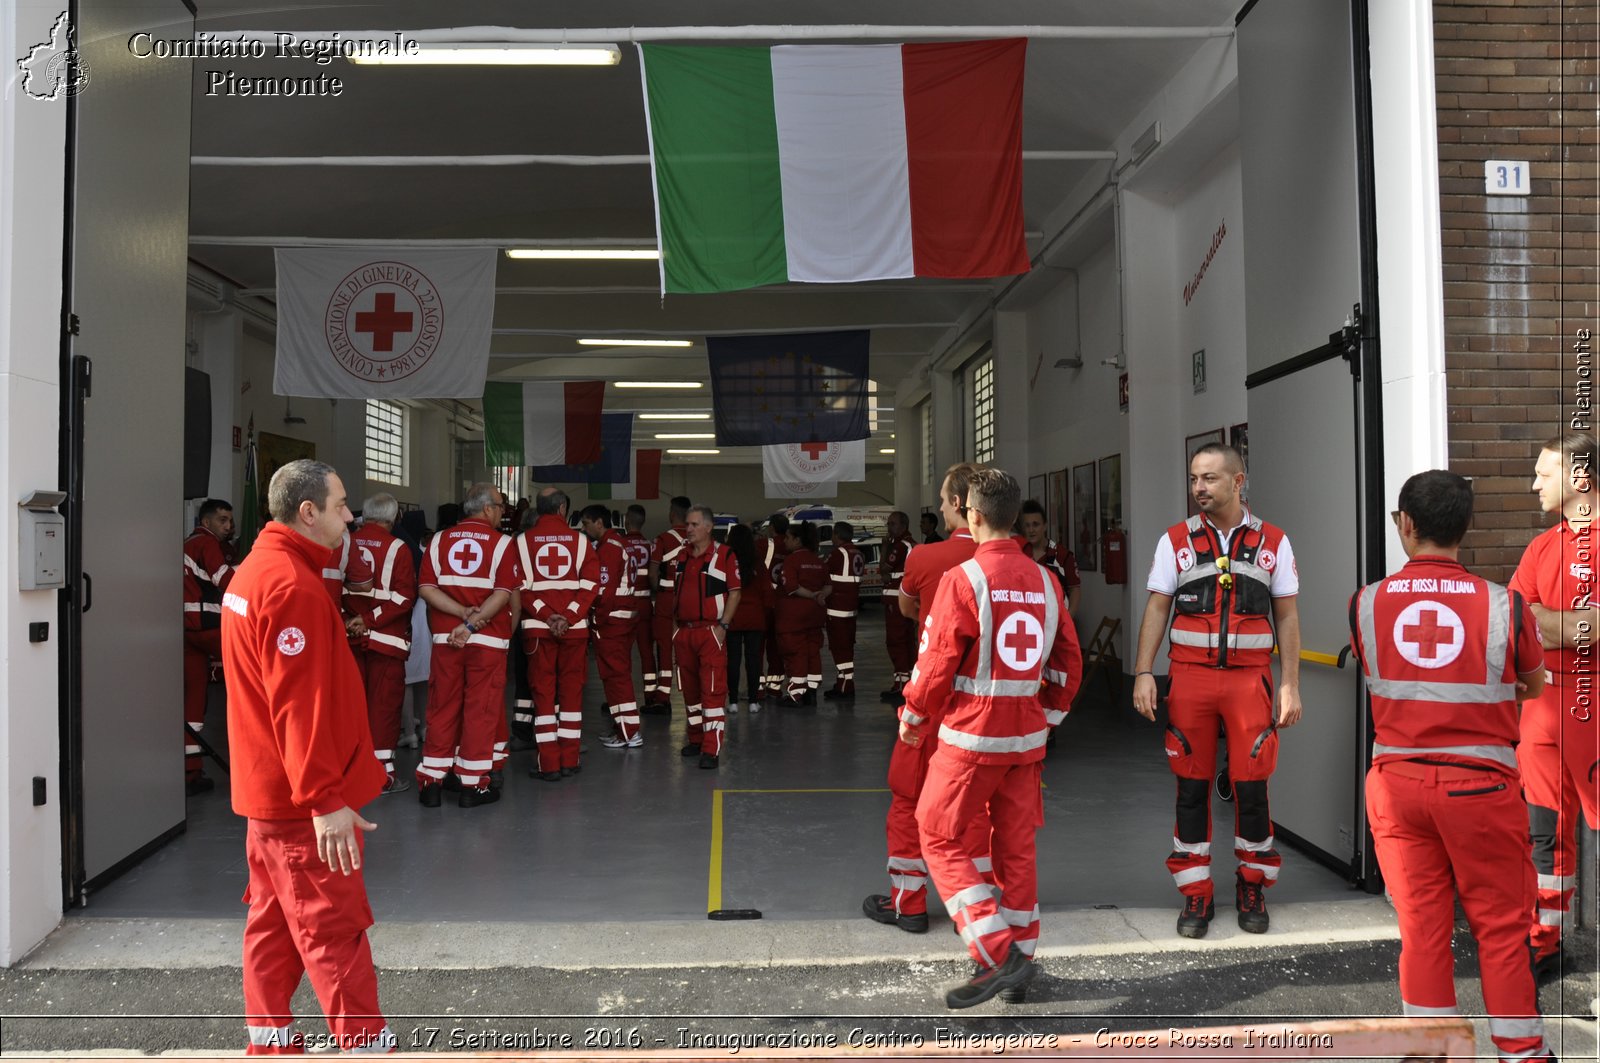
[
  {"left": 1235, "top": 872, "right": 1269, "bottom": 933},
  {"left": 944, "top": 945, "right": 1036, "bottom": 1009},
  {"left": 861, "top": 894, "right": 929, "bottom": 933},
  {"left": 1177, "top": 893, "right": 1214, "bottom": 938}
]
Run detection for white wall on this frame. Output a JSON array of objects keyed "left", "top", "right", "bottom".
[{"left": 0, "top": 0, "right": 69, "bottom": 965}]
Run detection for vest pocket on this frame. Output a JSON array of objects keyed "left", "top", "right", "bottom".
[{"left": 1165, "top": 724, "right": 1192, "bottom": 756}]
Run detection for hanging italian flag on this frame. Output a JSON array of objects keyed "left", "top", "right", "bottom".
[
  {"left": 588, "top": 449, "right": 664, "bottom": 501},
  {"left": 639, "top": 39, "right": 1030, "bottom": 295},
  {"left": 481, "top": 381, "right": 605, "bottom": 466}
]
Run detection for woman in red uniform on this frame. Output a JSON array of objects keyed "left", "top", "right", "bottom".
[
  {"left": 724, "top": 524, "right": 772, "bottom": 714},
  {"left": 775, "top": 521, "right": 829, "bottom": 705}
]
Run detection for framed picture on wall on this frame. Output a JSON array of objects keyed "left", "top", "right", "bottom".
[
  {"left": 1183, "top": 428, "right": 1225, "bottom": 517},
  {"left": 1048, "top": 468, "right": 1069, "bottom": 546},
  {"left": 1072, "top": 462, "right": 1098, "bottom": 572},
  {"left": 1098, "top": 453, "right": 1123, "bottom": 538},
  {"left": 1028, "top": 473, "right": 1047, "bottom": 513}
]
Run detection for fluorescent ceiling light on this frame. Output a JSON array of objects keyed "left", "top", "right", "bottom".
[
  {"left": 613, "top": 381, "right": 702, "bottom": 389},
  {"left": 666, "top": 449, "right": 720, "bottom": 455},
  {"left": 654, "top": 433, "right": 715, "bottom": 440},
  {"left": 638, "top": 412, "right": 710, "bottom": 421},
  {"left": 578, "top": 338, "right": 692, "bottom": 348},
  {"left": 505, "top": 248, "right": 659, "bottom": 261},
  {"left": 350, "top": 43, "right": 622, "bottom": 66},
  {"left": 879, "top": 448, "right": 896, "bottom": 454}
]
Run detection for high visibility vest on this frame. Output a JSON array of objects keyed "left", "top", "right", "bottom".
[
  {"left": 1166, "top": 514, "right": 1285, "bottom": 667},
  {"left": 1351, "top": 560, "right": 1526, "bottom": 772}
]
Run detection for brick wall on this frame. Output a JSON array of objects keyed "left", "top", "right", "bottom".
[{"left": 1434, "top": 0, "right": 1598, "bottom": 580}]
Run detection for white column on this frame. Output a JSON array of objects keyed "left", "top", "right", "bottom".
[
  {"left": 0, "top": 0, "right": 70, "bottom": 965},
  {"left": 197, "top": 307, "right": 242, "bottom": 504}
]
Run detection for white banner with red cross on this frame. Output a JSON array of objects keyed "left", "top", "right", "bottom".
[
  {"left": 761, "top": 439, "right": 866, "bottom": 489},
  {"left": 274, "top": 247, "right": 497, "bottom": 398}
]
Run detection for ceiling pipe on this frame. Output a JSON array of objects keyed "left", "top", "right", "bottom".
[
  {"left": 229, "top": 25, "right": 1234, "bottom": 46},
  {"left": 189, "top": 235, "right": 656, "bottom": 247},
  {"left": 193, "top": 150, "right": 1116, "bottom": 167}
]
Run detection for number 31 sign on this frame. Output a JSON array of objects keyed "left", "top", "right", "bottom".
[{"left": 1484, "top": 160, "right": 1530, "bottom": 197}]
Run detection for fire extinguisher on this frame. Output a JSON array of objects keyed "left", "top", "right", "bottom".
[{"left": 1102, "top": 523, "right": 1128, "bottom": 585}]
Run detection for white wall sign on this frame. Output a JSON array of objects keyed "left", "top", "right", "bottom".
[{"left": 1483, "top": 160, "right": 1530, "bottom": 196}]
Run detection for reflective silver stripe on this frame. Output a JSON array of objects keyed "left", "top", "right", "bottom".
[
  {"left": 247, "top": 1024, "right": 297, "bottom": 1047},
  {"left": 1366, "top": 677, "right": 1519, "bottom": 702},
  {"left": 201, "top": 603, "right": 222, "bottom": 613},
  {"left": 889, "top": 874, "right": 924, "bottom": 891},
  {"left": 1488, "top": 1017, "right": 1545, "bottom": 1040},
  {"left": 1230, "top": 559, "right": 1270, "bottom": 584},
  {"left": 953, "top": 675, "right": 1046, "bottom": 696},
  {"left": 433, "top": 632, "right": 510, "bottom": 649},
  {"left": 825, "top": 608, "right": 858, "bottom": 618},
  {"left": 1503, "top": 1046, "right": 1553, "bottom": 1063},
  {"left": 960, "top": 559, "right": 995, "bottom": 683},
  {"left": 887, "top": 856, "right": 927, "bottom": 872},
  {"left": 1000, "top": 904, "right": 1039, "bottom": 927},
  {"left": 1169, "top": 629, "right": 1275, "bottom": 649},
  {"left": 367, "top": 630, "right": 409, "bottom": 651},
  {"left": 1372, "top": 742, "right": 1518, "bottom": 768},
  {"left": 1241, "top": 861, "right": 1280, "bottom": 880},
  {"left": 1175, "top": 562, "right": 1222, "bottom": 590},
  {"left": 1234, "top": 835, "right": 1276, "bottom": 852},
  {"left": 1172, "top": 837, "right": 1210, "bottom": 854},
  {"left": 1402, "top": 1001, "right": 1458, "bottom": 1017},
  {"left": 182, "top": 602, "right": 201, "bottom": 612},
  {"left": 945, "top": 883, "right": 993, "bottom": 912},
  {"left": 183, "top": 554, "right": 209, "bottom": 580},
  {"left": 832, "top": 574, "right": 862, "bottom": 583},
  {"left": 937, "top": 724, "right": 1049, "bottom": 754},
  {"left": 1358, "top": 579, "right": 1516, "bottom": 700},
  {"left": 1172, "top": 866, "right": 1210, "bottom": 886},
  {"left": 899, "top": 708, "right": 926, "bottom": 726},
  {"left": 455, "top": 757, "right": 492, "bottom": 770},
  {"left": 883, "top": 588, "right": 900, "bottom": 597},
  {"left": 321, "top": 567, "right": 343, "bottom": 580},
  {"left": 1485, "top": 582, "right": 1510, "bottom": 681},
  {"left": 1538, "top": 874, "right": 1576, "bottom": 891},
  {"left": 1538, "top": 908, "right": 1568, "bottom": 926},
  {"left": 1042, "top": 667, "right": 1069, "bottom": 686},
  {"left": 1043, "top": 707, "right": 1066, "bottom": 726},
  {"left": 434, "top": 573, "right": 495, "bottom": 589}
]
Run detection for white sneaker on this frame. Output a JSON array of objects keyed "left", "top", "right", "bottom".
[
  {"left": 600, "top": 734, "right": 643, "bottom": 749},
  {"left": 749, "top": 701, "right": 761, "bottom": 714},
  {"left": 728, "top": 702, "right": 739, "bottom": 714}
]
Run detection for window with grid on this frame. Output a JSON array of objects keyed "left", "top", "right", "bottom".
[
  {"left": 364, "top": 400, "right": 407, "bottom": 485},
  {"left": 921, "top": 402, "right": 934, "bottom": 486},
  {"left": 971, "top": 359, "right": 995, "bottom": 464}
]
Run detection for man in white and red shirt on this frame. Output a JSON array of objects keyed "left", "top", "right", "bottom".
[
  {"left": 879, "top": 510, "right": 916, "bottom": 704},
  {"left": 517, "top": 488, "right": 599, "bottom": 780},
  {"left": 1350, "top": 469, "right": 1552, "bottom": 1063},
  {"left": 901, "top": 467, "right": 1081, "bottom": 1009},
  {"left": 1510, "top": 431, "right": 1600, "bottom": 974},
  {"left": 672, "top": 505, "right": 741, "bottom": 767},
  {"left": 220, "top": 459, "right": 394, "bottom": 1055},
  {"left": 416, "top": 483, "right": 519, "bottom": 806},
  {"left": 582, "top": 505, "right": 645, "bottom": 748},
  {"left": 1018, "top": 498, "right": 1081, "bottom": 616},
  {"left": 1131, "top": 442, "right": 1302, "bottom": 939},
  {"left": 864, "top": 464, "right": 982, "bottom": 934},
  {"left": 346, "top": 494, "right": 415, "bottom": 793},
  {"left": 823, "top": 522, "right": 865, "bottom": 699},
  {"left": 183, "top": 498, "right": 235, "bottom": 793},
  {"left": 645, "top": 496, "right": 692, "bottom": 710},
  {"left": 622, "top": 505, "right": 655, "bottom": 706}
]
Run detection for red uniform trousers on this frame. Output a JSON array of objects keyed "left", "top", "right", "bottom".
[
  {"left": 1366, "top": 760, "right": 1550, "bottom": 1063},
  {"left": 673, "top": 624, "right": 728, "bottom": 756},
  {"left": 884, "top": 602, "right": 916, "bottom": 684},
  {"left": 355, "top": 650, "right": 406, "bottom": 783},
  {"left": 884, "top": 735, "right": 992, "bottom": 917},
  {"left": 530, "top": 638, "right": 588, "bottom": 773},
  {"left": 825, "top": 615, "right": 857, "bottom": 690},
  {"left": 918, "top": 751, "right": 1043, "bottom": 968},
  {"left": 779, "top": 627, "right": 823, "bottom": 699},
  {"left": 1519, "top": 673, "right": 1600, "bottom": 957},
  {"left": 417, "top": 644, "right": 503, "bottom": 792},
  {"left": 242, "top": 818, "right": 393, "bottom": 1055},
  {"left": 763, "top": 611, "right": 784, "bottom": 694},
  {"left": 633, "top": 615, "right": 657, "bottom": 699},
  {"left": 650, "top": 611, "right": 676, "bottom": 703},
  {"left": 1163, "top": 662, "right": 1282, "bottom": 901},
  {"left": 594, "top": 629, "right": 641, "bottom": 742},
  {"left": 183, "top": 629, "right": 222, "bottom": 781}
]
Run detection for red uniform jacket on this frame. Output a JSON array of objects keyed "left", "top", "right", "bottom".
[
  {"left": 592, "top": 528, "right": 640, "bottom": 637},
  {"left": 651, "top": 525, "right": 689, "bottom": 618},
  {"left": 674, "top": 541, "right": 742, "bottom": 624},
  {"left": 900, "top": 539, "right": 1083, "bottom": 765},
  {"left": 827, "top": 542, "right": 864, "bottom": 618},
  {"left": 183, "top": 527, "right": 235, "bottom": 630},
  {"left": 1350, "top": 554, "right": 1542, "bottom": 774},
  {"left": 1027, "top": 538, "right": 1081, "bottom": 591},
  {"left": 882, "top": 534, "right": 914, "bottom": 606},
  {"left": 730, "top": 553, "right": 774, "bottom": 631},
  {"left": 420, "top": 518, "right": 520, "bottom": 649},
  {"left": 774, "top": 547, "right": 828, "bottom": 633},
  {"left": 516, "top": 513, "right": 599, "bottom": 644},
  {"left": 899, "top": 528, "right": 977, "bottom": 628},
  {"left": 322, "top": 532, "right": 374, "bottom": 613},
  {"left": 1509, "top": 520, "right": 1594, "bottom": 677},
  {"left": 221, "top": 522, "right": 387, "bottom": 819},
  {"left": 623, "top": 530, "right": 653, "bottom": 611},
  {"left": 346, "top": 524, "right": 415, "bottom": 660}
]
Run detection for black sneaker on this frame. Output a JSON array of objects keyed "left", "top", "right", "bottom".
[
  {"left": 861, "top": 894, "right": 929, "bottom": 934},
  {"left": 459, "top": 786, "right": 501, "bottom": 809},
  {"left": 698, "top": 754, "right": 719, "bottom": 770},
  {"left": 681, "top": 743, "right": 702, "bottom": 757},
  {"left": 417, "top": 784, "right": 442, "bottom": 808},
  {"left": 945, "top": 945, "right": 1036, "bottom": 1009},
  {"left": 823, "top": 688, "right": 844, "bottom": 701},
  {"left": 1236, "top": 873, "right": 1269, "bottom": 933},
  {"left": 185, "top": 775, "right": 216, "bottom": 796},
  {"left": 1533, "top": 946, "right": 1564, "bottom": 984},
  {"left": 441, "top": 773, "right": 463, "bottom": 792},
  {"left": 1177, "top": 894, "right": 1214, "bottom": 938},
  {"left": 531, "top": 769, "right": 562, "bottom": 782}
]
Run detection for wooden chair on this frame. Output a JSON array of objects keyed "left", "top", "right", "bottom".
[{"left": 1074, "top": 616, "right": 1123, "bottom": 706}]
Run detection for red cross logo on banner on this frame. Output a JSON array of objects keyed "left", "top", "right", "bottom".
[
  {"left": 1392, "top": 600, "right": 1464, "bottom": 669},
  {"left": 354, "top": 292, "right": 414, "bottom": 352},
  {"left": 800, "top": 441, "right": 829, "bottom": 460},
  {"left": 536, "top": 542, "right": 573, "bottom": 579},
  {"left": 447, "top": 538, "right": 484, "bottom": 576},
  {"left": 996, "top": 612, "right": 1046, "bottom": 671}
]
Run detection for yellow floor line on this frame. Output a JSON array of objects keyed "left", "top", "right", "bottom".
[{"left": 707, "top": 789, "right": 724, "bottom": 913}]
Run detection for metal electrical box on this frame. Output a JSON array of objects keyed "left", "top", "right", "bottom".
[{"left": 19, "top": 490, "right": 67, "bottom": 591}]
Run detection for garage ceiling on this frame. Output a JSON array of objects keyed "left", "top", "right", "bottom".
[{"left": 184, "top": 0, "right": 1240, "bottom": 455}]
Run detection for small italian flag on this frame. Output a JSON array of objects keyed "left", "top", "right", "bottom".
[
  {"left": 639, "top": 39, "right": 1030, "bottom": 295},
  {"left": 481, "top": 381, "right": 605, "bottom": 466}
]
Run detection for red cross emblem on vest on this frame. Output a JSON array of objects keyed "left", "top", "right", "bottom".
[
  {"left": 996, "top": 612, "right": 1046, "bottom": 671},
  {"left": 1392, "top": 600, "right": 1465, "bottom": 669},
  {"left": 536, "top": 542, "right": 573, "bottom": 579}
]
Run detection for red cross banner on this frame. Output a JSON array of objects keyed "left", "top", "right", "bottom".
[
  {"left": 761, "top": 439, "right": 866, "bottom": 490},
  {"left": 273, "top": 247, "right": 497, "bottom": 398}
]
